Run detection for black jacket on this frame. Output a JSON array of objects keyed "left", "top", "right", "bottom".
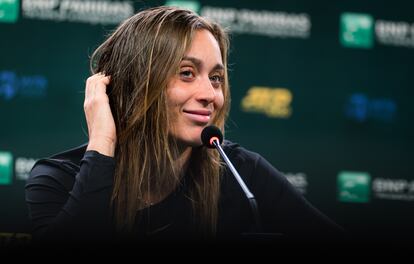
[{"left": 25, "top": 140, "right": 344, "bottom": 247}]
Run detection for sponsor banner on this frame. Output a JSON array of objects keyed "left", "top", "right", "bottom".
[
  {"left": 165, "top": 0, "right": 200, "bottom": 13},
  {"left": 340, "top": 13, "right": 374, "bottom": 49},
  {"left": 285, "top": 172, "right": 307, "bottom": 194},
  {"left": 338, "top": 171, "right": 414, "bottom": 203},
  {"left": 201, "top": 6, "right": 311, "bottom": 39},
  {"left": 0, "top": 0, "right": 19, "bottom": 23},
  {"left": 0, "top": 151, "right": 13, "bottom": 185},
  {"left": 376, "top": 20, "right": 414, "bottom": 48},
  {"left": 0, "top": 71, "right": 48, "bottom": 100},
  {"left": 340, "top": 12, "right": 414, "bottom": 49},
  {"left": 15, "top": 157, "right": 37, "bottom": 181},
  {"left": 241, "top": 86, "right": 292, "bottom": 118},
  {"left": 0, "top": 152, "right": 38, "bottom": 184},
  {"left": 345, "top": 93, "right": 397, "bottom": 123},
  {"left": 21, "top": 0, "right": 134, "bottom": 25},
  {"left": 165, "top": 1, "right": 311, "bottom": 39},
  {"left": 337, "top": 171, "right": 371, "bottom": 203},
  {"left": 373, "top": 178, "right": 414, "bottom": 201}
]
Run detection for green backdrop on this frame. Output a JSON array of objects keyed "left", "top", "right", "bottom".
[{"left": 1, "top": 0, "right": 413, "bottom": 243}]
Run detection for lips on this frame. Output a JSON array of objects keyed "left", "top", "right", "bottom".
[{"left": 183, "top": 109, "right": 212, "bottom": 123}]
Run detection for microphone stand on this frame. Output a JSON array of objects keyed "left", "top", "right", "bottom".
[{"left": 212, "top": 139, "right": 262, "bottom": 233}]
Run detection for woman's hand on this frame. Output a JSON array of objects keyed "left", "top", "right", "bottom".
[{"left": 84, "top": 73, "right": 116, "bottom": 157}]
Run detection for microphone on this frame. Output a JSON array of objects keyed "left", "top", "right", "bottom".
[{"left": 201, "top": 125, "right": 262, "bottom": 233}]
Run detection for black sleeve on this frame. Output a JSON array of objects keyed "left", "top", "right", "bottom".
[
  {"left": 25, "top": 151, "right": 115, "bottom": 241},
  {"left": 251, "top": 155, "right": 345, "bottom": 241}
]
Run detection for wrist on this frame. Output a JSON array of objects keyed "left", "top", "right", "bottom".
[{"left": 87, "top": 137, "right": 116, "bottom": 157}]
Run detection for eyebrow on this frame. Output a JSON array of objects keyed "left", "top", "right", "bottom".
[{"left": 181, "top": 56, "right": 224, "bottom": 72}]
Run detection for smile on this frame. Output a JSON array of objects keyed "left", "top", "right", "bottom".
[{"left": 183, "top": 109, "right": 212, "bottom": 123}]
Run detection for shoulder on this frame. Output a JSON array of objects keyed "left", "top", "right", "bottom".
[
  {"left": 27, "top": 144, "right": 87, "bottom": 190},
  {"left": 222, "top": 140, "right": 280, "bottom": 173},
  {"left": 50, "top": 143, "right": 88, "bottom": 165},
  {"left": 222, "top": 140, "right": 261, "bottom": 164},
  {"left": 222, "top": 140, "right": 286, "bottom": 185}
]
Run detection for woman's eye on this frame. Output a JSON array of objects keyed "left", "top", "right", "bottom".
[
  {"left": 210, "top": 75, "right": 224, "bottom": 85},
  {"left": 180, "top": 70, "right": 194, "bottom": 79}
]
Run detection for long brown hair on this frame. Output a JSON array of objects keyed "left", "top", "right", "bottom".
[{"left": 90, "top": 6, "right": 230, "bottom": 235}]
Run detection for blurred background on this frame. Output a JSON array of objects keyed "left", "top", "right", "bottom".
[{"left": 1, "top": 0, "right": 413, "bottom": 245}]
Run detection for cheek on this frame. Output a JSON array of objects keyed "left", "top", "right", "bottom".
[
  {"left": 166, "top": 88, "right": 187, "bottom": 127},
  {"left": 215, "top": 90, "right": 225, "bottom": 110},
  {"left": 166, "top": 88, "right": 182, "bottom": 111},
  {"left": 166, "top": 81, "right": 189, "bottom": 107},
  {"left": 167, "top": 99, "right": 180, "bottom": 124}
]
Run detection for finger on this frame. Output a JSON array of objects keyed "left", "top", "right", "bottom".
[
  {"left": 85, "top": 73, "right": 110, "bottom": 99},
  {"left": 100, "top": 75, "right": 111, "bottom": 86},
  {"left": 95, "top": 75, "right": 110, "bottom": 94},
  {"left": 93, "top": 74, "right": 110, "bottom": 90}
]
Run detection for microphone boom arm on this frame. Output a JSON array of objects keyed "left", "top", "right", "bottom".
[{"left": 212, "top": 139, "right": 262, "bottom": 233}]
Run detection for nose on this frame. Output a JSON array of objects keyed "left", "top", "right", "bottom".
[{"left": 196, "top": 76, "right": 216, "bottom": 104}]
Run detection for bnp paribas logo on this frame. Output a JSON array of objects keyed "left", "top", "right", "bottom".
[
  {"left": 0, "top": 151, "right": 13, "bottom": 185},
  {"left": 165, "top": 0, "right": 200, "bottom": 13},
  {"left": 340, "top": 13, "right": 374, "bottom": 49},
  {"left": 337, "top": 171, "right": 371, "bottom": 203},
  {"left": 0, "top": 0, "right": 19, "bottom": 23}
]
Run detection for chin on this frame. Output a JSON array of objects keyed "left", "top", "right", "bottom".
[
  {"left": 172, "top": 134, "right": 203, "bottom": 148},
  {"left": 171, "top": 126, "right": 206, "bottom": 147},
  {"left": 183, "top": 138, "right": 203, "bottom": 148}
]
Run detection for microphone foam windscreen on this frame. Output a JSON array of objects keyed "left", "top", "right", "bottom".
[{"left": 201, "top": 125, "right": 223, "bottom": 148}]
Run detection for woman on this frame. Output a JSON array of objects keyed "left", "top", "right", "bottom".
[{"left": 25, "top": 6, "right": 344, "bottom": 245}]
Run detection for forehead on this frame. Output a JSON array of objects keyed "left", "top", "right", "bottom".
[{"left": 184, "top": 29, "right": 223, "bottom": 65}]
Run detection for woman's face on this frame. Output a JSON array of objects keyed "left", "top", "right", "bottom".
[{"left": 167, "top": 29, "right": 225, "bottom": 148}]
